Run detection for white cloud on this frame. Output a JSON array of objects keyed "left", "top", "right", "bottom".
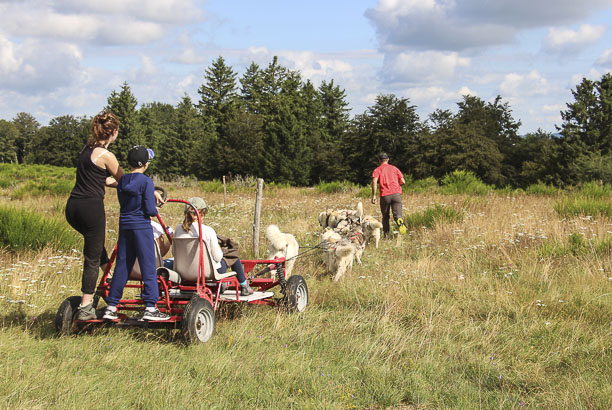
[
  {"left": 139, "top": 56, "right": 157, "bottom": 76},
  {"left": 544, "top": 24, "right": 606, "bottom": 51},
  {"left": 366, "top": 0, "right": 612, "bottom": 51},
  {"left": 278, "top": 51, "right": 354, "bottom": 80},
  {"left": 597, "top": 47, "right": 612, "bottom": 65},
  {"left": 500, "top": 71, "right": 549, "bottom": 97},
  {"left": 402, "top": 85, "right": 476, "bottom": 114},
  {"left": 0, "top": 34, "right": 21, "bottom": 75},
  {"left": 382, "top": 51, "right": 470, "bottom": 83},
  {"left": 542, "top": 104, "right": 563, "bottom": 112},
  {"left": 55, "top": 0, "right": 203, "bottom": 24},
  {"left": 0, "top": 35, "right": 83, "bottom": 93},
  {"left": 0, "top": 0, "right": 202, "bottom": 45},
  {"left": 175, "top": 48, "right": 209, "bottom": 65}
]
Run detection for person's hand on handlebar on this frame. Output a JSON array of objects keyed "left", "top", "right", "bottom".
[{"left": 154, "top": 190, "right": 166, "bottom": 206}]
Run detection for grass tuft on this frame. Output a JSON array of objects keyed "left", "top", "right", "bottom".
[{"left": 0, "top": 205, "right": 80, "bottom": 251}]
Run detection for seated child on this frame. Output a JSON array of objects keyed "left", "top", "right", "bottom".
[{"left": 174, "top": 197, "right": 254, "bottom": 296}]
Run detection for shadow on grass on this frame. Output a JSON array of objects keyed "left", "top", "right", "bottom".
[
  {"left": 0, "top": 299, "right": 283, "bottom": 346},
  {"left": 0, "top": 306, "right": 59, "bottom": 339}
]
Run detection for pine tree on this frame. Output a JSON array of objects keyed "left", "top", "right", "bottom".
[
  {"left": 345, "top": 94, "right": 421, "bottom": 184},
  {"left": 0, "top": 120, "right": 19, "bottom": 163},
  {"left": 107, "top": 82, "right": 143, "bottom": 167},
  {"left": 12, "top": 112, "right": 40, "bottom": 164},
  {"left": 139, "top": 102, "right": 175, "bottom": 176},
  {"left": 559, "top": 73, "right": 612, "bottom": 184},
  {"left": 239, "top": 62, "right": 264, "bottom": 114},
  {"left": 197, "top": 56, "right": 238, "bottom": 129},
  {"left": 315, "top": 80, "right": 350, "bottom": 181},
  {"left": 455, "top": 95, "right": 521, "bottom": 185}
]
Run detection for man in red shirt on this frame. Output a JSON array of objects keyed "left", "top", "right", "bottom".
[{"left": 371, "top": 152, "right": 407, "bottom": 237}]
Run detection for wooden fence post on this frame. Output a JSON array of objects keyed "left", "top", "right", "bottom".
[
  {"left": 252, "top": 178, "right": 263, "bottom": 257},
  {"left": 222, "top": 175, "right": 227, "bottom": 207}
]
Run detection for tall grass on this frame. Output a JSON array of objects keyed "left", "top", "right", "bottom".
[
  {"left": 0, "top": 165, "right": 610, "bottom": 408},
  {"left": 0, "top": 206, "right": 80, "bottom": 251},
  {"left": 315, "top": 180, "right": 362, "bottom": 194},
  {"left": 525, "top": 181, "right": 560, "bottom": 196},
  {"left": 403, "top": 205, "right": 464, "bottom": 229}
]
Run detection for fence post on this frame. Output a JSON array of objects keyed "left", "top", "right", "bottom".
[
  {"left": 222, "top": 175, "right": 227, "bottom": 207},
  {"left": 252, "top": 178, "right": 264, "bottom": 257}
]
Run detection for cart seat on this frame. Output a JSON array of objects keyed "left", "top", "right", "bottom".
[{"left": 172, "top": 236, "right": 236, "bottom": 283}]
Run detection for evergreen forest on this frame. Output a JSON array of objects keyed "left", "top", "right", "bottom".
[{"left": 0, "top": 56, "right": 610, "bottom": 188}]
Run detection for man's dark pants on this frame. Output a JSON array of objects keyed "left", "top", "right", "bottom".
[{"left": 380, "top": 193, "right": 403, "bottom": 237}]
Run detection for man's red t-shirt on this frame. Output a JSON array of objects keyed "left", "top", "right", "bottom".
[{"left": 372, "top": 163, "right": 403, "bottom": 197}]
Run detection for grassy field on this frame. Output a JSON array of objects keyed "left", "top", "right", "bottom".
[{"left": 0, "top": 168, "right": 610, "bottom": 408}]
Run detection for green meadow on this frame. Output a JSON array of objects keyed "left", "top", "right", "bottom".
[{"left": 0, "top": 165, "right": 610, "bottom": 408}]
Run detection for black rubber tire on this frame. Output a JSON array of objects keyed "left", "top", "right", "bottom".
[
  {"left": 55, "top": 296, "right": 81, "bottom": 335},
  {"left": 154, "top": 186, "right": 167, "bottom": 207},
  {"left": 182, "top": 296, "right": 215, "bottom": 343},
  {"left": 282, "top": 275, "right": 308, "bottom": 313}
]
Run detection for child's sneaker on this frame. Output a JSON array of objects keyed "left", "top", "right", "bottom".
[
  {"left": 396, "top": 218, "right": 407, "bottom": 235},
  {"left": 77, "top": 302, "right": 97, "bottom": 320},
  {"left": 240, "top": 284, "right": 254, "bottom": 296},
  {"left": 142, "top": 307, "right": 170, "bottom": 321},
  {"left": 102, "top": 307, "right": 119, "bottom": 320}
]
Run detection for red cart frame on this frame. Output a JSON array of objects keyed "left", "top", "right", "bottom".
[{"left": 55, "top": 198, "right": 308, "bottom": 343}]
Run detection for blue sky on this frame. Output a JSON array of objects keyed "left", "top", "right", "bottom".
[{"left": 1, "top": 0, "right": 611, "bottom": 134}]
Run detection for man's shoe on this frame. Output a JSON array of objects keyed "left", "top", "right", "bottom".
[
  {"left": 142, "top": 307, "right": 170, "bottom": 321},
  {"left": 102, "top": 307, "right": 119, "bottom": 320},
  {"left": 396, "top": 218, "right": 407, "bottom": 235},
  {"left": 240, "top": 284, "right": 254, "bottom": 296},
  {"left": 219, "top": 282, "right": 229, "bottom": 294},
  {"left": 77, "top": 302, "right": 97, "bottom": 320}
]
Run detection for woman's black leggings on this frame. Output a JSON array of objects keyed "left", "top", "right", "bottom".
[{"left": 65, "top": 198, "right": 109, "bottom": 294}]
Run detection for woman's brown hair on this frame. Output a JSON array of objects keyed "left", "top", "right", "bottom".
[
  {"left": 88, "top": 110, "right": 119, "bottom": 148},
  {"left": 182, "top": 208, "right": 207, "bottom": 233}
]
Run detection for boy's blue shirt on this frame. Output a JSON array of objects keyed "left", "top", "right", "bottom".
[{"left": 117, "top": 172, "right": 158, "bottom": 230}]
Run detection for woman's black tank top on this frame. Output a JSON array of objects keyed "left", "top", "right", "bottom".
[{"left": 69, "top": 146, "right": 110, "bottom": 200}]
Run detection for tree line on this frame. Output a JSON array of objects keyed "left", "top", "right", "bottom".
[{"left": 0, "top": 56, "right": 610, "bottom": 188}]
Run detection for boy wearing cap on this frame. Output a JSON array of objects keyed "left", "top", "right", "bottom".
[
  {"left": 371, "top": 152, "right": 407, "bottom": 237},
  {"left": 103, "top": 146, "right": 170, "bottom": 321}
]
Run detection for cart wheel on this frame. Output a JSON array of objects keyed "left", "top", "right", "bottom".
[
  {"left": 182, "top": 296, "right": 215, "bottom": 343},
  {"left": 282, "top": 275, "right": 308, "bottom": 313},
  {"left": 55, "top": 296, "right": 81, "bottom": 335},
  {"left": 154, "top": 186, "right": 167, "bottom": 207}
]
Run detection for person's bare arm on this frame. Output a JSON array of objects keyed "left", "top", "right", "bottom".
[
  {"left": 371, "top": 177, "right": 378, "bottom": 204},
  {"left": 101, "top": 151, "right": 124, "bottom": 184}
]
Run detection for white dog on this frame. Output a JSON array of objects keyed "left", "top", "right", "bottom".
[
  {"left": 265, "top": 225, "right": 299, "bottom": 277},
  {"left": 320, "top": 229, "right": 356, "bottom": 282},
  {"left": 362, "top": 216, "right": 383, "bottom": 248}
]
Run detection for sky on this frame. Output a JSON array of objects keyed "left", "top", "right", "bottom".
[{"left": 1, "top": 0, "right": 612, "bottom": 134}]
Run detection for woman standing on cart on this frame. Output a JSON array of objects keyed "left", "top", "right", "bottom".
[{"left": 65, "top": 110, "right": 123, "bottom": 320}]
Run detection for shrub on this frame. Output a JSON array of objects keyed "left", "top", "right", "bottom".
[
  {"left": 315, "top": 180, "right": 362, "bottom": 194},
  {"left": 11, "top": 178, "right": 74, "bottom": 199},
  {"left": 440, "top": 170, "right": 493, "bottom": 195},
  {"left": 579, "top": 181, "right": 611, "bottom": 199},
  {"left": 0, "top": 206, "right": 80, "bottom": 251},
  {"left": 198, "top": 179, "right": 234, "bottom": 193},
  {"left": 538, "top": 233, "right": 611, "bottom": 258},
  {"left": 403, "top": 205, "right": 464, "bottom": 230},
  {"left": 404, "top": 176, "right": 439, "bottom": 193},
  {"left": 554, "top": 198, "right": 612, "bottom": 219},
  {"left": 356, "top": 187, "right": 371, "bottom": 198},
  {"left": 526, "top": 182, "right": 560, "bottom": 196}
]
